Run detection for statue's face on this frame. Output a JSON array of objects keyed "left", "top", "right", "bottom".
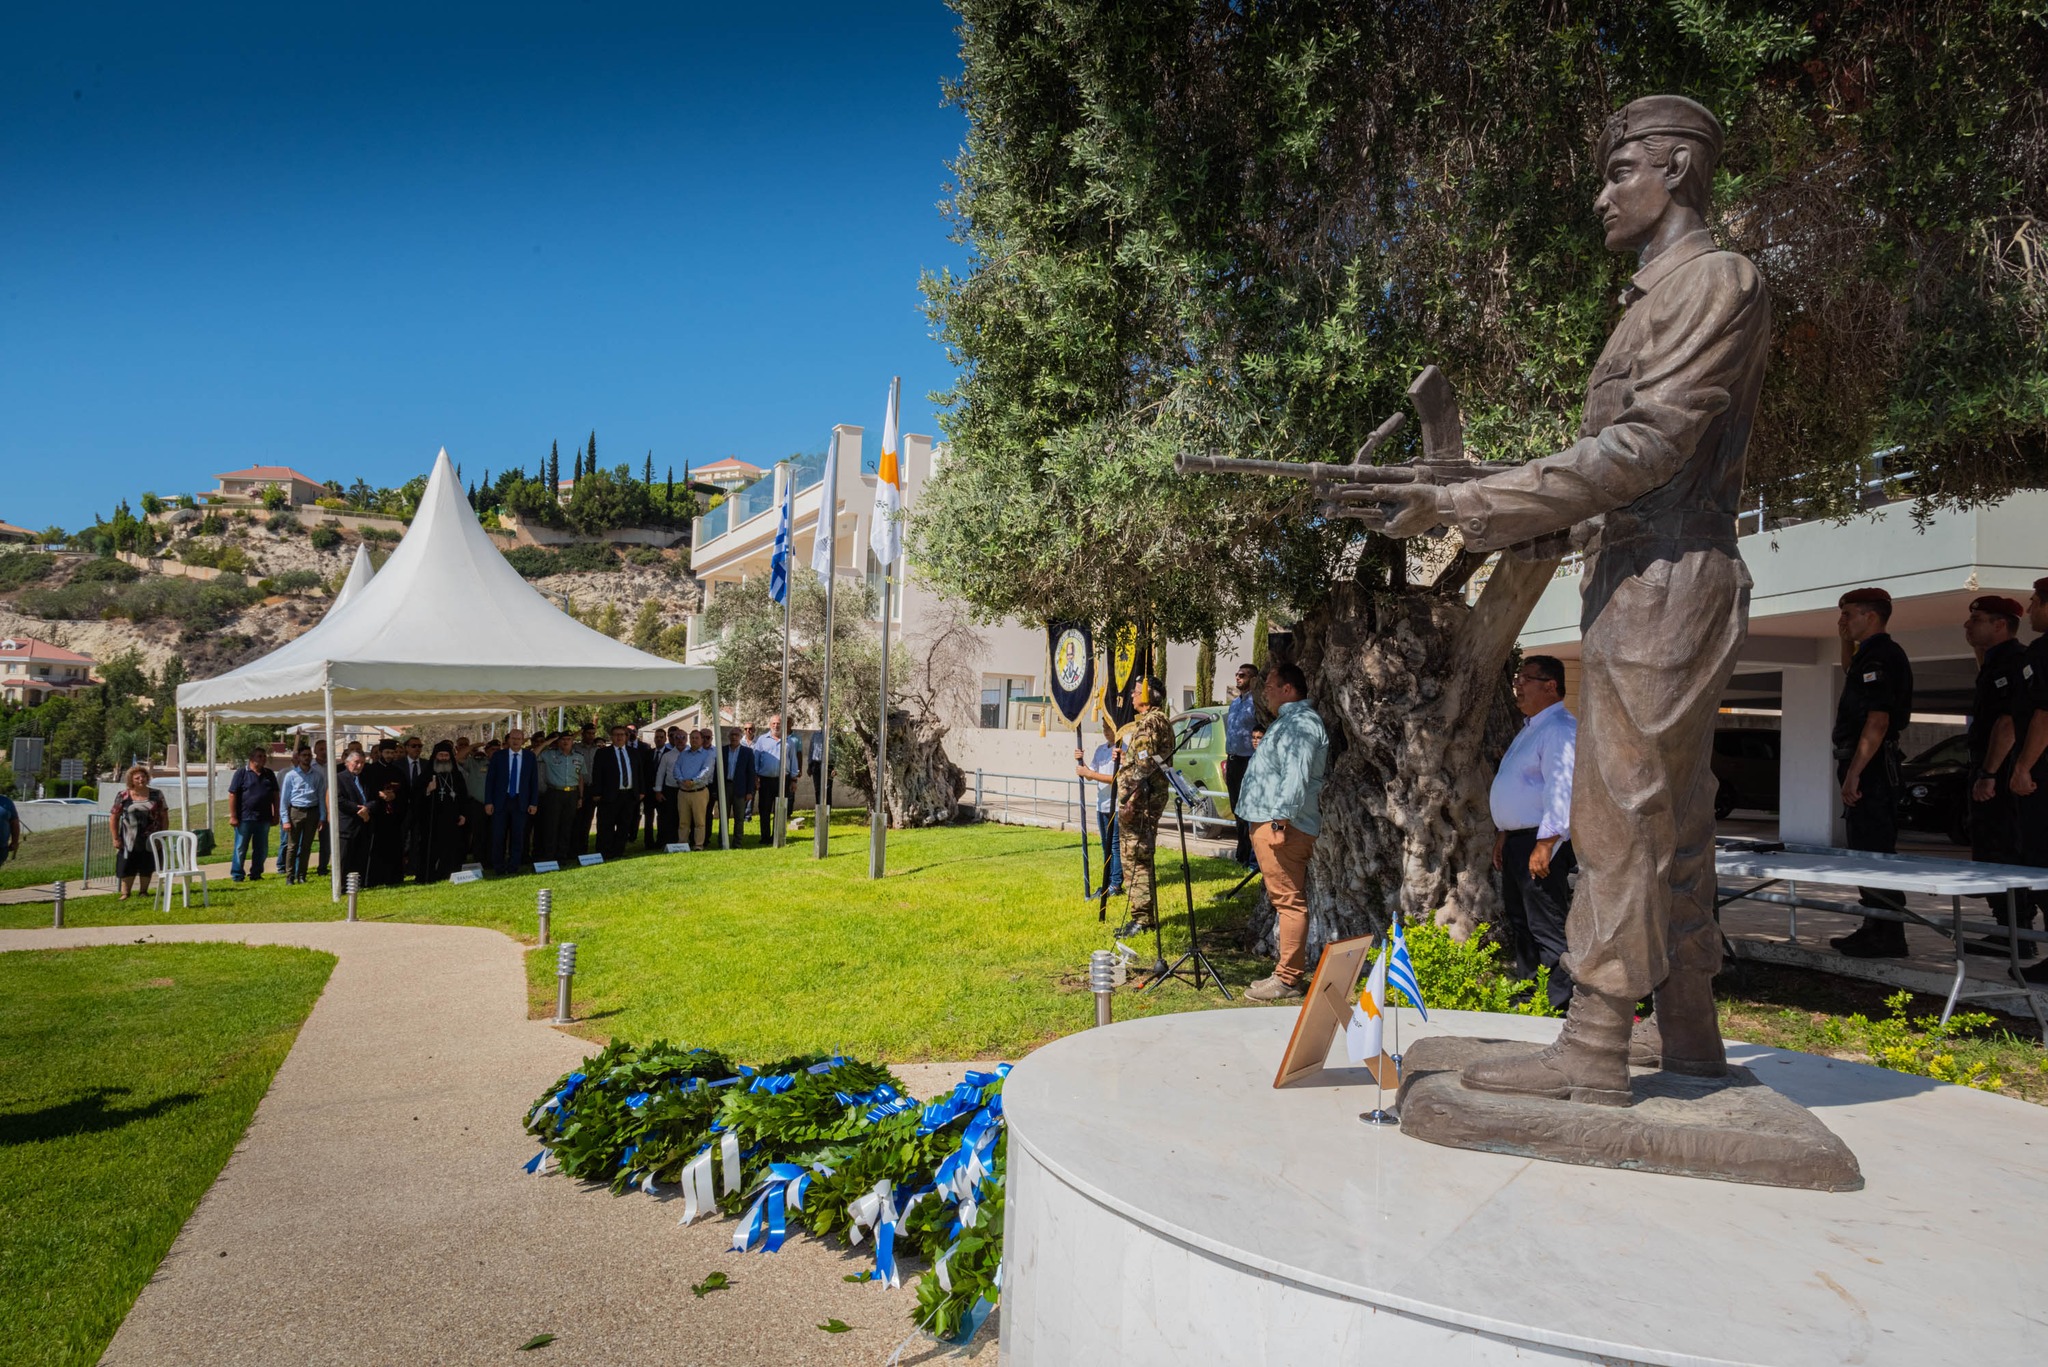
[{"left": 1594, "top": 142, "right": 1678, "bottom": 252}]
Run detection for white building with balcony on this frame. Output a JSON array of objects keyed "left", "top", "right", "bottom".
[{"left": 682, "top": 425, "right": 1244, "bottom": 780}]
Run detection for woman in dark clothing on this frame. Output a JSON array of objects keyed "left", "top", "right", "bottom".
[
  {"left": 109, "top": 765, "right": 169, "bottom": 900},
  {"left": 365, "top": 778, "right": 407, "bottom": 888},
  {"left": 420, "top": 741, "right": 470, "bottom": 882}
]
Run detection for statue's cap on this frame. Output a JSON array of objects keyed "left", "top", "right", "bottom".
[
  {"left": 1969, "top": 594, "right": 2025, "bottom": 621},
  {"left": 2034, "top": 575, "right": 2048, "bottom": 603},
  {"left": 1598, "top": 95, "right": 1724, "bottom": 166},
  {"left": 1837, "top": 587, "right": 1892, "bottom": 610}
]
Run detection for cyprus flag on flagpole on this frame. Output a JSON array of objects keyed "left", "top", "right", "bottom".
[{"left": 869, "top": 377, "right": 902, "bottom": 566}]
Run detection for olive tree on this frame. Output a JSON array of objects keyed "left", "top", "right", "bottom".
[{"left": 913, "top": 0, "right": 2047, "bottom": 951}]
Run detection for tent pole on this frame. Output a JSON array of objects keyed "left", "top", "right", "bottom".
[
  {"left": 174, "top": 708, "right": 190, "bottom": 833},
  {"left": 204, "top": 717, "right": 217, "bottom": 833},
  {"left": 711, "top": 685, "right": 730, "bottom": 851},
  {"left": 324, "top": 686, "right": 342, "bottom": 903}
]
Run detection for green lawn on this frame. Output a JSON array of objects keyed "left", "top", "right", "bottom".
[
  {"left": 0, "top": 816, "right": 1269, "bottom": 1058},
  {"left": 0, "top": 942, "right": 335, "bottom": 1367}
]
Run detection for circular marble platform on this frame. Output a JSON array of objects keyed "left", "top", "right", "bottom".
[{"left": 1000, "top": 1007, "right": 2048, "bottom": 1367}]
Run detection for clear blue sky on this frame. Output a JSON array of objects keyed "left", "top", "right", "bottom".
[{"left": 0, "top": 2, "right": 968, "bottom": 531}]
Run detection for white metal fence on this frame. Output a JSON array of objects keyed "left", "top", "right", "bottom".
[{"left": 963, "top": 769, "right": 1237, "bottom": 842}]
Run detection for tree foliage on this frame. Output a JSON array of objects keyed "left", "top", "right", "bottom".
[{"left": 914, "top": 0, "right": 2048, "bottom": 639}]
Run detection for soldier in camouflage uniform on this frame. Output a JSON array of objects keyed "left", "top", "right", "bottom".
[{"left": 1116, "top": 677, "right": 1175, "bottom": 936}]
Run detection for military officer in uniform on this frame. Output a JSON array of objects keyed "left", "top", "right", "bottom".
[
  {"left": 1115, "top": 676, "right": 1175, "bottom": 938},
  {"left": 1964, "top": 594, "right": 2035, "bottom": 958},
  {"left": 1365, "top": 95, "right": 1770, "bottom": 1104},
  {"left": 2011, "top": 578, "right": 2048, "bottom": 985},
  {"left": 1828, "top": 587, "right": 1915, "bottom": 958}
]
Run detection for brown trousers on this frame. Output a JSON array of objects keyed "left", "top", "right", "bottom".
[
  {"left": 1566, "top": 548, "right": 1749, "bottom": 1000},
  {"left": 1252, "top": 821, "right": 1317, "bottom": 986},
  {"left": 678, "top": 787, "right": 710, "bottom": 849}
]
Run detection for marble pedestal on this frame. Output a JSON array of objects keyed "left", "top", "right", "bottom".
[{"left": 1000, "top": 1008, "right": 2048, "bottom": 1367}]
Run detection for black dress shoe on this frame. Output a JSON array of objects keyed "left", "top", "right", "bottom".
[
  {"left": 1963, "top": 936, "right": 2038, "bottom": 960},
  {"left": 1832, "top": 926, "right": 1910, "bottom": 959}
]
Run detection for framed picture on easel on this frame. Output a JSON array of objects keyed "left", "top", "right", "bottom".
[{"left": 1273, "top": 933, "right": 1390, "bottom": 1088}]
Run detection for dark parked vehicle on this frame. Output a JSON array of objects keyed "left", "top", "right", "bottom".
[
  {"left": 1711, "top": 728, "right": 1780, "bottom": 818},
  {"left": 1898, "top": 734, "right": 1973, "bottom": 846}
]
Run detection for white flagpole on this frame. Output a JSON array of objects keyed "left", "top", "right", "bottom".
[
  {"left": 775, "top": 463, "right": 794, "bottom": 848},
  {"left": 813, "top": 429, "right": 840, "bottom": 860},
  {"left": 868, "top": 379, "right": 902, "bottom": 881},
  {"left": 871, "top": 572, "right": 892, "bottom": 879}
]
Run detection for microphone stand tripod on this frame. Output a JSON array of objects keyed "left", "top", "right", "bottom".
[{"left": 1138, "top": 770, "right": 1228, "bottom": 996}]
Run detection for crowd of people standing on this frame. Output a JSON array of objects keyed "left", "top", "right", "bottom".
[{"left": 216, "top": 714, "right": 819, "bottom": 889}]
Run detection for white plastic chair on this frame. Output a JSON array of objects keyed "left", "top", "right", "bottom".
[{"left": 150, "top": 830, "right": 209, "bottom": 912}]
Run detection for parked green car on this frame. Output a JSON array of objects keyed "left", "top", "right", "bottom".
[{"left": 1167, "top": 706, "right": 1233, "bottom": 825}]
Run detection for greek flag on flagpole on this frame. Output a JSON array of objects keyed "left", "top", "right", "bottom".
[
  {"left": 769, "top": 464, "right": 795, "bottom": 605},
  {"left": 810, "top": 429, "right": 839, "bottom": 576},
  {"left": 1387, "top": 921, "right": 1429, "bottom": 1020}
]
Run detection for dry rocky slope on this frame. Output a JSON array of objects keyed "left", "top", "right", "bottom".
[{"left": 1, "top": 516, "right": 703, "bottom": 679}]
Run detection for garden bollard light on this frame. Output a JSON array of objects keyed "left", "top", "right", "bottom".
[
  {"left": 537, "top": 888, "right": 552, "bottom": 946},
  {"left": 53, "top": 879, "right": 66, "bottom": 929},
  {"left": 345, "top": 871, "right": 360, "bottom": 922},
  {"left": 1089, "top": 949, "right": 1116, "bottom": 1028},
  {"left": 554, "top": 942, "right": 577, "bottom": 1024}
]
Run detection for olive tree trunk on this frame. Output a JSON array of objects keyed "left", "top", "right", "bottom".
[
  {"left": 842, "top": 710, "right": 966, "bottom": 829},
  {"left": 1249, "top": 548, "right": 1561, "bottom": 963}
]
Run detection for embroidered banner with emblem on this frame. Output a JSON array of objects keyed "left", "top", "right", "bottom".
[{"left": 1046, "top": 623, "right": 1094, "bottom": 726}]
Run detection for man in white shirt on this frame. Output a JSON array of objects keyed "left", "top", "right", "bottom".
[
  {"left": 752, "top": 714, "right": 800, "bottom": 845},
  {"left": 662, "top": 729, "right": 717, "bottom": 850},
  {"left": 1489, "top": 655, "right": 1579, "bottom": 1012}
]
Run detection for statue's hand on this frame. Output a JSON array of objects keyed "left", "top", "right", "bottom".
[{"left": 1361, "top": 485, "right": 1449, "bottom": 540}]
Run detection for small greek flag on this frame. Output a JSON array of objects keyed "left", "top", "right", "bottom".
[{"left": 1386, "top": 921, "right": 1429, "bottom": 1021}]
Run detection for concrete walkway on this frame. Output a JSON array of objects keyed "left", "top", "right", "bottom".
[{"left": 0, "top": 922, "right": 984, "bottom": 1365}]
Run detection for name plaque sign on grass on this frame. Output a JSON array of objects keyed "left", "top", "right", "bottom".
[
  {"left": 532, "top": 861, "right": 561, "bottom": 874},
  {"left": 579, "top": 854, "right": 604, "bottom": 867},
  {"left": 449, "top": 870, "right": 483, "bottom": 885},
  {"left": 665, "top": 843, "right": 690, "bottom": 854}
]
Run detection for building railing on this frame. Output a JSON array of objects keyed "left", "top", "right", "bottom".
[{"left": 691, "top": 450, "right": 832, "bottom": 556}]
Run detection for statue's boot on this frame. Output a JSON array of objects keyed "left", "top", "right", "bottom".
[
  {"left": 1629, "top": 974, "right": 1727, "bottom": 1077},
  {"left": 1461, "top": 990, "right": 1633, "bottom": 1107}
]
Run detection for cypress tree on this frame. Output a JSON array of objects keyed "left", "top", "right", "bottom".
[
  {"left": 549, "top": 440, "right": 561, "bottom": 498},
  {"left": 665, "top": 464, "right": 674, "bottom": 507},
  {"left": 587, "top": 431, "right": 598, "bottom": 474},
  {"left": 643, "top": 452, "right": 654, "bottom": 488}
]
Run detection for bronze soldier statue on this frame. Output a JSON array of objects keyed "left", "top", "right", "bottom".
[
  {"left": 1370, "top": 95, "right": 1770, "bottom": 1105},
  {"left": 1115, "top": 676, "right": 1175, "bottom": 938}
]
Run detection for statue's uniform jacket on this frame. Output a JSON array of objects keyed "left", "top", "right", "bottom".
[{"left": 1446, "top": 228, "right": 1771, "bottom": 1000}]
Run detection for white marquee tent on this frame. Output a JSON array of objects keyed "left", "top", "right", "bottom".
[{"left": 175, "top": 450, "right": 727, "bottom": 893}]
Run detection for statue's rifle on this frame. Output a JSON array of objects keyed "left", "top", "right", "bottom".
[{"left": 1172, "top": 367, "right": 1514, "bottom": 526}]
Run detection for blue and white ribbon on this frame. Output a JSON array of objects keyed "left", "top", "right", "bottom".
[{"left": 679, "top": 1147, "right": 718, "bottom": 1224}]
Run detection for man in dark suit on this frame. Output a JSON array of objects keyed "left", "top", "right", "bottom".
[
  {"left": 335, "top": 749, "right": 374, "bottom": 886},
  {"left": 484, "top": 728, "right": 540, "bottom": 875},
  {"left": 399, "top": 735, "right": 433, "bottom": 879},
  {"left": 719, "top": 726, "right": 756, "bottom": 848},
  {"left": 591, "top": 724, "right": 645, "bottom": 859}
]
